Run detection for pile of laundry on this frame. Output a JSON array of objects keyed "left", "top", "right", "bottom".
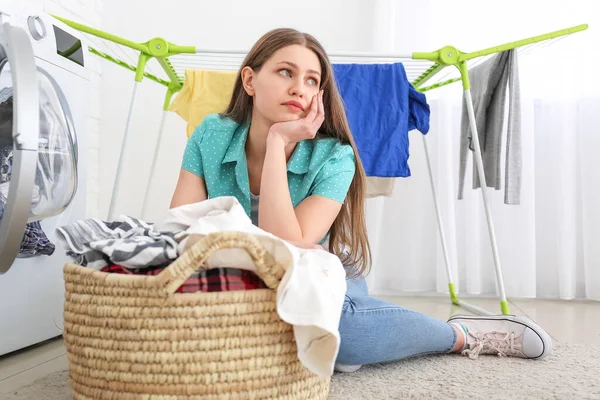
[
  {"left": 0, "top": 144, "right": 55, "bottom": 258},
  {"left": 57, "top": 196, "right": 348, "bottom": 377},
  {"left": 56, "top": 209, "right": 267, "bottom": 293},
  {"left": 1, "top": 88, "right": 63, "bottom": 258}
]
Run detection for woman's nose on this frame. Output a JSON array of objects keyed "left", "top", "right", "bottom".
[{"left": 289, "top": 78, "right": 305, "bottom": 97}]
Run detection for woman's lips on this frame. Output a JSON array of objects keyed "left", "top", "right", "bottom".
[{"left": 284, "top": 104, "right": 303, "bottom": 112}]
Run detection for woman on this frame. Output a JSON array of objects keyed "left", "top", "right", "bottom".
[{"left": 170, "top": 28, "right": 552, "bottom": 373}]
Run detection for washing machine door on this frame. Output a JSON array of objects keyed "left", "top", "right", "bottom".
[
  {"left": 0, "top": 21, "right": 39, "bottom": 274},
  {"left": 29, "top": 66, "right": 78, "bottom": 221}
]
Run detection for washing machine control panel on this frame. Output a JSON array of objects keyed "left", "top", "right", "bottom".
[{"left": 0, "top": 4, "right": 88, "bottom": 79}]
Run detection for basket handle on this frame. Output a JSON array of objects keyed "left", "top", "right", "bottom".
[{"left": 157, "top": 231, "right": 285, "bottom": 295}]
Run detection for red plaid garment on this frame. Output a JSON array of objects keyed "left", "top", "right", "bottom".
[{"left": 101, "top": 265, "right": 268, "bottom": 293}]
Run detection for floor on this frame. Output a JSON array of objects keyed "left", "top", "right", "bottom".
[{"left": 1, "top": 295, "right": 599, "bottom": 395}]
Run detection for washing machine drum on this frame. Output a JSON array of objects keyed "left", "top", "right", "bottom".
[{"left": 0, "top": 60, "right": 78, "bottom": 222}]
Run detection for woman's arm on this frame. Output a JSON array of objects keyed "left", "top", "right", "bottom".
[
  {"left": 258, "top": 132, "right": 301, "bottom": 239},
  {"left": 258, "top": 131, "right": 342, "bottom": 243},
  {"left": 259, "top": 90, "right": 344, "bottom": 243},
  {"left": 170, "top": 169, "right": 208, "bottom": 208}
]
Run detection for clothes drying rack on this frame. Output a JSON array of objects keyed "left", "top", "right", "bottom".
[{"left": 53, "top": 15, "right": 588, "bottom": 316}]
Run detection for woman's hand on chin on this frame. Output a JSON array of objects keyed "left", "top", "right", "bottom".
[{"left": 269, "top": 90, "right": 324, "bottom": 146}]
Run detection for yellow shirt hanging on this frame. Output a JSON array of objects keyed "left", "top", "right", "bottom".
[{"left": 168, "top": 69, "right": 236, "bottom": 138}]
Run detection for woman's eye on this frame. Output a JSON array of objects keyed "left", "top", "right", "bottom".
[
  {"left": 279, "top": 69, "right": 291, "bottom": 77},
  {"left": 307, "top": 77, "right": 318, "bottom": 86}
]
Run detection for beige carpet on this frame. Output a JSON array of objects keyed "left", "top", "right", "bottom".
[{"left": 4, "top": 344, "right": 600, "bottom": 400}]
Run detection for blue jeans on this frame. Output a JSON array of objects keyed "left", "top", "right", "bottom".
[{"left": 336, "top": 273, "right": 457, "bottom": 365}]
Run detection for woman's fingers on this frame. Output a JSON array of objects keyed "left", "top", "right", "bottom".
[
  {"left": 316, "top": 90, "right": 325, "bottom": 125},
  {"left": 309, "top": 90, "right": 324, "bottom": 132},
  {"left": 305, "top": 93, "right": 318, "bottom": 122}
]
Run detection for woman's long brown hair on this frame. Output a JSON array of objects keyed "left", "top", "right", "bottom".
[{"left": 221, "top": 28, "right": 371, "bottom": 277}]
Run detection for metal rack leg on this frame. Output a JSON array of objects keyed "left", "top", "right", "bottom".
[
  {"left": 421, "top": 134, "right": 458, "bottom": 304},
  {"left": 141, "top": 110, "right": 168, "bottom": 220},
  {"left": 463, "top": 89, "right": 510, "bottom": 315},
  {"left": 108, "top": 81, "right": 140, "bottom": 221},
  {"left": 422, "top": 134, "right": 497, "bottom": 316}
]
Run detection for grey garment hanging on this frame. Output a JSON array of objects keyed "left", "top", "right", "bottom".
[{"left": 458, "top": 49, "right": 522, "bottom": 205}]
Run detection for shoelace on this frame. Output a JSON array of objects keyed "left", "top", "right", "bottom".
[{"left": 462, "top": 331, "right": 523, "bottom": 360}]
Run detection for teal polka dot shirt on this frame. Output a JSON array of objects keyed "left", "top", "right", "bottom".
[{"left": 182, "top": 114, "right": 356, "bottom": 217}]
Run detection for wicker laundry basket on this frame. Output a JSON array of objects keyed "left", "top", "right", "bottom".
[{"left": 62, "top": 231, "right": 331, "bottom": 399}]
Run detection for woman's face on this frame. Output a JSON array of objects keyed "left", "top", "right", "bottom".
[{"left": 243, "top": 44, "right": 322, "bottom": 124}]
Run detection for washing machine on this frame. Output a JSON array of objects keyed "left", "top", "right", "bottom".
[{"left": 0, "top": 2, "right": 88, "bottom": 355}]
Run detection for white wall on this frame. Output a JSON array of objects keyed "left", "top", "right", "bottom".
[{"left": 33, "top": 0, "right": 104, "bottom": 219}]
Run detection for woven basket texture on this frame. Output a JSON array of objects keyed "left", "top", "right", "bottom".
[{"left": 62, "top": 231, "right": 331, "bottom": 399}]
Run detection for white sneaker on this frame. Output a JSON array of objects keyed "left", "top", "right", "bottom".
[
  {"left": 447, "top": 314, "right": 553, "bottom": 360},
  {"left": 334, "top": 363, "right": 362, "bottom": 373}
]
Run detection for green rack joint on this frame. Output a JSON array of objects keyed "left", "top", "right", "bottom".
[
  {"left": 457, "top": 61, "right": 470, "bottom": 90},
  {"left": 134, "top": 53, "right": 150, "bottom": 82},
  {"left": 448, "top": 283, "right": 459, "bottom": 305},
  {"left": 142, "top": 37, "right": 196, "bottom": 57},
  {"left": 413, "top": 45, "right": 465, "bottom": 67},
  {"left": 413, "top": 46, "right": 467, "bottom": 91},
  {"left": 501, "top": 300, "right": 510, "bottom": 315},
  {"left": 163, "top": 83, "right": 181, "bottom": 111}
]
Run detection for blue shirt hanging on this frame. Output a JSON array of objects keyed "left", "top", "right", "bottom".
[{"left": 332, "top": 63, "right": 430, "bottom": 177}]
